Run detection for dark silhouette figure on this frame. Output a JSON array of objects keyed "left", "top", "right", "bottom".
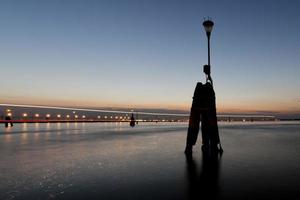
[
  {"left": 130, "top": 113, "right": 135, "bottom": 127},
  {"left": 5, "top": 116, "right": 13, "bottom": 128},
  {"left": 185, "top": 82, "right": 222, "bottom": 154},
  {"left": 185, "top": 149, "right": 222, "bottom": 200}
]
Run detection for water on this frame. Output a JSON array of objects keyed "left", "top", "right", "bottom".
[{"left": 0, "top": 122, "right": 300, "bottom": 200}]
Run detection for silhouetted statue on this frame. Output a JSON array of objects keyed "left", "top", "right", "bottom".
[
  {"left": 185, "top": 81, "right": 223, "bottom": 154},
  {"left": 130, "top": 113, "right": 135, "bottom": 127}
]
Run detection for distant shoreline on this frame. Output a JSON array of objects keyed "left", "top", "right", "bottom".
[{"left": 2, "top": 119, "right": 299, "bottom": 124}]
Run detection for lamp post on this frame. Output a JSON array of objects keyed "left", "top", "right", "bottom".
[
  {"left": 185, "top": 18, "right": 222, "bottom": 155},
  {"left": 203, "top": 19, "right": 214, "bottom": 66},
  {"left": 203, "top": 19, "right": 214, "bottom": 84}
]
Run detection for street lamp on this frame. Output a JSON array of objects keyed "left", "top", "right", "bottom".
[
  {"left": 203, "top": 19, "right": 214, "bottom": 65},
  {"left": 203, "top": 19, "right": 214, "bottom": 84},
  {"left": 184, "top": 18, "right": 222, "bottom": 155}
]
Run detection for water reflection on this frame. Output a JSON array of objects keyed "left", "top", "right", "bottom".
[
  {"left": 22, "top": 122, "right": 28, "bottom": 131},
  {"left": 186, "top": 150, "right": 222, "bottom": 200},
  {"left": 4, "top": 133, "right": 12, "bottom": 143}
]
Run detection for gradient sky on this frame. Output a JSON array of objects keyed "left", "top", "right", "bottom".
[{"left": 0, "top": 0, "right": 299, "bottom": 116}]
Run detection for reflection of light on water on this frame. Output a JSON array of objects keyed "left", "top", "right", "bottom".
[
  {"left": 35, "top": 122, "right": 40, "bottom": 130},
  {"left": 34, "top": 132, "right": 40, "bottom": 142},
  {"left": 114, "top": 122, "right": 124, "bottom": 131},
  {"left": 4, "top": 134, "right": 12, "bottom": 143},
  {"left": 4, "top": 126, "right": 12, "bottom": 133},
  {"left": 45, "top": 131, "right": 51, "bottom": 140},
  {"left": 56, "top": 122, "right": 61, "bottom": 129},
  {"left": 21, "top": 133, "right": 28, "bottom": 144},
  {"left": 56, "top": 123, "right": 61, "bottom": 135},
  {"left": 56, "top": 122, "right": 61, "bottom": 135},
  {"left": 22, "top": 123, "right": 28, "bottom": 131},
  {"left": 46, "top": 122, "right": 50, "bottom": 129}
]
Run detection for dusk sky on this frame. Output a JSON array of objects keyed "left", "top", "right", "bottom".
[{"left": 1, "top": 0, "right": 299, "bottom": 116}]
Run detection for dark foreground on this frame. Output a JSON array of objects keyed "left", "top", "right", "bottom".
[{"left": 0, "top": 122, "right": 300, "bottom": 200}]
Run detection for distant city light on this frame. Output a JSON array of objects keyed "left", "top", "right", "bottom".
[
  {"left": 23, "top": 113, "right": 28, "bottom": 117},
  {"left": 97, "top": 116, "right": 101, "bottom": 119},
  {"left": 0, "top": 103, "right": 191, "bottom": 117},
  {"left": 115, "top": 116, "right": 118, "bottom": 119},
  {"left": 66, "top": 115, "right": 70, "bottom": 118},
  {"left": 57, "top": 114, "right": 61, "bottom": 118},
  {"left": 7, "top": 113, "right": 12, "bottom": 117},
  {"left": 110, "top": 116, "right": 113, "bottom": 119},
  {"left": 35, "top": 114, "right": 39, "bottom": 117},
  {"left": 82, "top": 115, "right": 86, "bottom": 119},
  {"left": 46, "top": 114, "right": 51, "bottom": 118},
  {"left": 6, "top": 109, "right": 11, "bottom": 112},
  {"left": 104, "top": 116, "right": 107, "bottom": 119},
  {"left": 75, "top": 115, "right": 78, "bottom": 119}
]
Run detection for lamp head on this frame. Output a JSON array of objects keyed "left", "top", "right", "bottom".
[{"left": 203, "top": 19, "right": 214, "bottom": 37}]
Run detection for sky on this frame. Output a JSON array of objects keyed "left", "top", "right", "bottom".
[{"left": 0, "top": 0, "right": 299, "bottom": 117}]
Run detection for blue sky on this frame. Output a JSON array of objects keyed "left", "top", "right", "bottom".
[{"left": 0, "top": 0, "right": 299, "bottom": 115}]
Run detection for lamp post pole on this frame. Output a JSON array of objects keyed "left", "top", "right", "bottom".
[
  {"left": 207, "top": 32, "right": 211, "bottom": 66},
  {"left": 203, "top": 19, "right": 214, "bottom": 84}
]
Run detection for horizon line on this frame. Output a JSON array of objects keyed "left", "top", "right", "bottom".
[{"left": 0, "top": 103, "right": 276, "bottom": 118}]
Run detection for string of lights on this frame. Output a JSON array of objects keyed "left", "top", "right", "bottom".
[{"left": 0, "top": 103, "right": 275, "bottom": 119}]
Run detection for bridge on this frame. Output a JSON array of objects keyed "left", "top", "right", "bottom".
[{"left": 0, "top": 103, "right": 276, "bottom": 125}]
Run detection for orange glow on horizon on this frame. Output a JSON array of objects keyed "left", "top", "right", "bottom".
[{"left": 1, "top": 96, "right": 299, "bottom": 115}]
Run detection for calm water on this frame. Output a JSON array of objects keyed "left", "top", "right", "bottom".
[{"left": 0, "top": 122, "right": 300, "bottom": 200}]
